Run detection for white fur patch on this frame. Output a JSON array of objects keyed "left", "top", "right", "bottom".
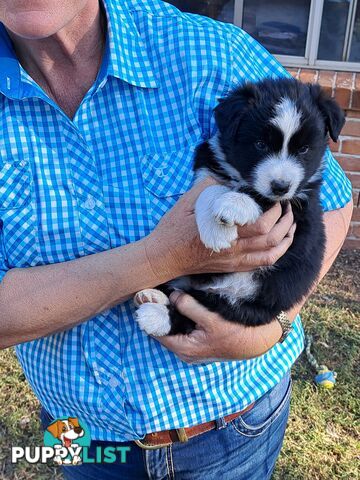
[
  {"left": 271, "top": 98, "right": 301, "bottom": 157},
  {"left": 253, "top": 98, "right": 304, "bottom": 200},
  {"left": 195, "top": 185, "right": 238, "bottom": 252},
  {"left": 203, "top": 271, "right": 259, "bottom": 303},
  {"left": 212, "top": 191, "right": 262, "bottom": 226},
  {"left": 135, "top": 303, "right": 171, "bottom": 336},
  {"left": 208, "top": 133, "right": 245, "bottom": 186},
  {"left": 193, "top": 167, "right": 214, "bottom": 185},
  {"left": 253, "top": 156, "right": 304, "bottom": 200},
  {"left": 169, "top": 271, "right": 259, "bottom": 309}
]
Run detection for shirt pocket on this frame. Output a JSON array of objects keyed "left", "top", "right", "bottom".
[
  {"left": 140, "top": 145, "right": 196, "bottom": 227},
  {"left": 0, "top": 159, "right": 33, "bottom": 210},
  {"left": 0, "top": 159, "right": 40, "bottom": 269}
]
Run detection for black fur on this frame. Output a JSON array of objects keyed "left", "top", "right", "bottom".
[{"left": 162, "top": 78, "right": 345, "bottom": 334}]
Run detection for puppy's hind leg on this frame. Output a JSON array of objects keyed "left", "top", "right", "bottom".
[
  {"left": 134, "top": 289, "right": 196, "bottom": 336},
  {"left": 134, "top": 288, "right": 172, "bottom": 336}
]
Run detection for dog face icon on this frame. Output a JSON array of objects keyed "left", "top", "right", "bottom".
[{"left": 47, "top": 417, "right": 84, "bottom": 448}]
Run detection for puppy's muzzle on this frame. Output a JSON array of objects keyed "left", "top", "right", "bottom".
[{"left": 271, "top": 180, "right": 290, "bottom": 196}]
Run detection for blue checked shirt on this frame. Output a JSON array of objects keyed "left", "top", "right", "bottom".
[{"left": 0, "top": 0, "right": 352, "bottom": 441}]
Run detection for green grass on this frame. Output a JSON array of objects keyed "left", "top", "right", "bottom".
[
  {"left": 0, "top": 250, "right": 359, "bottom": 479},
  {"left": 273, "top": 250, "right": 360, "bottom": 480}
]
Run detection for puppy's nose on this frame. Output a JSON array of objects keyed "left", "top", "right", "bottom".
[
  {"left": 74, "top": 427, "right": 83, "bottom": 434},
  {"left": 271, "top": 180, "right": 290, "bottom": 196}
]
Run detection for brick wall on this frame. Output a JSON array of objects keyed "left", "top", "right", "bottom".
[{"left": 288, "top": 68, "right": 360, "bottom": 249}]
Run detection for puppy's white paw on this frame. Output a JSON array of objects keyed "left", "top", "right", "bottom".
[
  {"left": 213, "top": 192, "right": 262, "bottom": 226},
  {"left": 199, "top": 222, "right": 238, "bottom": 252},
  {"left": 72, "top": 456, "right": 82, "bottom": 465},
  {"left": 134, "top": 289, "right": 170, "bottom": 307},
  {"left": 195, "top": 185, "right": 239, "bottom": 252},
  {"left": 135, "top": 303, "right": 171, "bottom": 336}
]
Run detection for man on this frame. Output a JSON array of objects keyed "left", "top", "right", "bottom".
[{"left": 0, "top": 0, "right": 352, "bottom": 478}]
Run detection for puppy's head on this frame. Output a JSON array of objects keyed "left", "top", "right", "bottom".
[
  {"left": 47, "top": 417, "right": 84, "bottom": 446},
  {"left": 214, "top": 78, "right": 345, "bottom": 201}
]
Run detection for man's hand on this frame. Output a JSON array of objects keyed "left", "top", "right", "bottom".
[
  {"left": 146, "top": 178, "right": 296, "bottom": 282},
  {"left": 154, "top": 201, "right": 354, "bottom": 364},
  {"left": 155, "top": 291, "right": 283, "bottom": 363}
]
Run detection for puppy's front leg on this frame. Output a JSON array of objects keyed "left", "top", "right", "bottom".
[
  {"left": 195, "top": 185, "right": 237, "bottom": 252},
  {"left": 195, "top": 186, "right": 262, "bottom": 252},
  {"left": 213, "top": 191, "right": 262, "bottom": 227}
]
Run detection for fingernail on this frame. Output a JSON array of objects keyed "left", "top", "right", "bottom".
[{"left": 169, "top": 290, "right": 182, "bottom": 304}]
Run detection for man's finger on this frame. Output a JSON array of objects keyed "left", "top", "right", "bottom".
[
  {"left": 244, "top": 222, "right": 296, "bottom": 267},
  {"left": 237, "top": 210, "right": 294, "bottom": 253},
  {"left": 262, "top": 223, "right": 296, "bottom": 265},
  {"left": 154, "top": 330, "right": 195, "bottom": 356},
  {"left": 169, "top": 291, "right": 217, "bottom": 329},
  {"left": 238, "top": 203, "right": 282, "bottom": 238},
  {"left": 261, "top": 209, "right": 294, "bottom": 247}
]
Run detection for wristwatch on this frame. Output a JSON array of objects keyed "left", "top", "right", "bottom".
[{"left": 276, "top": 311, "right": 292, "bottom": 343}]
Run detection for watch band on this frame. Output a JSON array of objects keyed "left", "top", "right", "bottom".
[{"left": 276, "top": 311, "right": 292, "bottom": 343}]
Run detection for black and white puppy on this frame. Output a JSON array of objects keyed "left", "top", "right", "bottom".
[{"left": 135, "top": 78, "right": 345, "bottom": 336}]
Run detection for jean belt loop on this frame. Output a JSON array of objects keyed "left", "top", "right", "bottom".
[{"left": 215, "top": 417, "right": 227, "bottom": 430}]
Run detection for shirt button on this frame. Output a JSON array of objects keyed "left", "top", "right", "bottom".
[
  {"left": 155, "top": 167, "right": 166, "bottom": 178},
  {"left": 99, "top": 79, "right": 107, "bottom": 89},
  {"left": 109, "top": 376, "right": 120, "bottom": 388},
  {"left": 83, "top": 196, "right": 96, "bottom": 210}
]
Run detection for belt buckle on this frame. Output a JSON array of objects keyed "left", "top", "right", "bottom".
[
  {"left": 134, "top": 439, "right": 172, "bottom": 450},
  {"left": 176, "top": 428, "right": 189, "bottom": 443},
  {"left": 134, "top": 428, "right": 189, "bottom": 450}
]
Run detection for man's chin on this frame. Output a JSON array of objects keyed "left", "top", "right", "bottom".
[{"left": 5, "top": 12, "right": 68, "bottom": 40}]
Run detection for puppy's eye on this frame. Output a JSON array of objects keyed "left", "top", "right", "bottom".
[
  {"left": 255, "top": 140, "right": 267, "bottom": 151},
  {"left": 62, "top": 426, "right": 67, "bottom": 432},
  {"left": 298, "top": 145, "right": 309, "bottom": 154}
]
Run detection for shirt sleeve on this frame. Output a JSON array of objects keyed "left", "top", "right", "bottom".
[
  {"left": 220, "top": 25, "right": 353, "bottom": 211},
  {"left": 228, "top": 25, "right": 291, "bottom": 86},
  {"left": 320, "top": 148, "right": 353, "bottom": 211}
]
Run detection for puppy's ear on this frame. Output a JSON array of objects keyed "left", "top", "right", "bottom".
[
  {"left": 309, "top": 84, "right": 345, "bottom": 142},
  {"left": 214, "top": 83, "right": 259, "bottom": 139},
  {"left": 68, "top": 417, "right": 80, "bottom": 428},
  {"left": 47, "top": 421, "right": 61, "bottom": 439}
]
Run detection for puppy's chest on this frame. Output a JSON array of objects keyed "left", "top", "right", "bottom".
[{"left": 170, "top": 271, "right": 261, "bottom": 303}]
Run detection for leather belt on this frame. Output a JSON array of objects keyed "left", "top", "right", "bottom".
[{"left": 134, "top": 402, "right": 255, "bottom": 449}]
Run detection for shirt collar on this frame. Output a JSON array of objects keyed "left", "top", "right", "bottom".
[
  {"left": 0, "top": 0, "right": 158, "bottom": 99},
  {"left": 0, "top": 24, "right": 21, "bottom": 98},
  {"left": 103, "top": 0, "right": 158, "bottom": 88}
]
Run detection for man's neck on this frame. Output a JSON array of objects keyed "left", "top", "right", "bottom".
[{"left": 6, "top": 0, "right": 106, "bottom": 119}]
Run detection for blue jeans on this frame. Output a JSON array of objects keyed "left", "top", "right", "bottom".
[{"left": 40, "top": 372, "right": 291, "bottom": 480}]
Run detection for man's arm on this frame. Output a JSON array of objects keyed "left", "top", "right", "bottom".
[
  {"left": 0, "top": 179, "right": 295, "bottom": 349},
  {"left": 286, "top": 200, "right": 353, "bottom": 322},
  {"left": 0, "top": 238, "right": 161, "bottom": 349},
  {"left": 156, "top": 200, "right": 353, "bottom": 363}
]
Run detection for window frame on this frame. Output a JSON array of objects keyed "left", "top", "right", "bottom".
[{"left": 234, "top": 0, "right": 360, "bottom": 71}]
